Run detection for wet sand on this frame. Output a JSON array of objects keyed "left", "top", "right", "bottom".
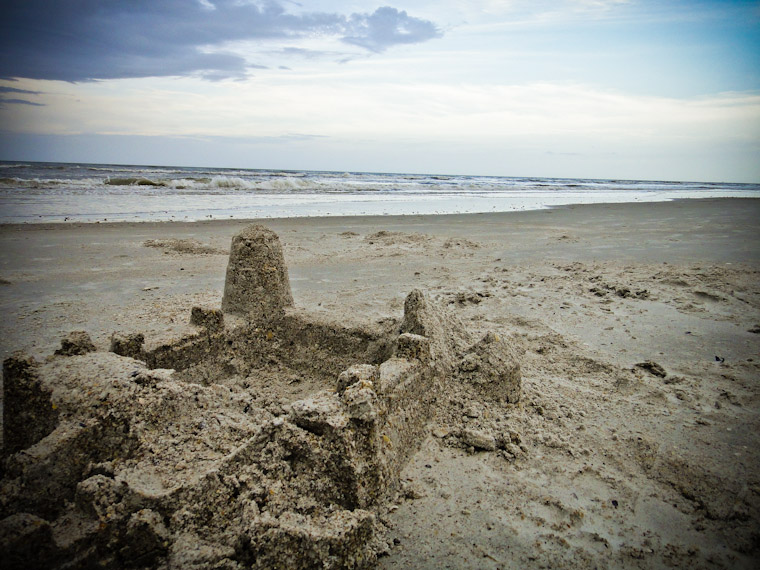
[{"left": 2, "top": 198, "right": 759, "bottom": 568}]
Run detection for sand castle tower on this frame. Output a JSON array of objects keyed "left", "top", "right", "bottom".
[{"left": 221, "top": 224, "right": 293, "bottom": 320}]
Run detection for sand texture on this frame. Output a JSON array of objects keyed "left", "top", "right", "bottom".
[{"left": 1, "top": 198, "right": 759, "bottom": 568}]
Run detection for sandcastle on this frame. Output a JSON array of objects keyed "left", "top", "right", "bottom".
[{"left": 1, "top": 225, "right": 521, "bottom": 569}]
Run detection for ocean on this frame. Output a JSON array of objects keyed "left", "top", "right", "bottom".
[{"left": 1, "top": 161, "right": 758, "bottom": 224}]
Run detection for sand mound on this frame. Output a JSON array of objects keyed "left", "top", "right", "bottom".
[
  {"left": 364, "top": 231, "right": 432, "bottom": 247},
  {"left": 143, "top": 238, "right": 225, "bottom": 255}
]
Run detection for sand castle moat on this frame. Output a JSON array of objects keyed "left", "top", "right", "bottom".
[{"left": 1, "top": 225, "right": 521, "bottom": 569}]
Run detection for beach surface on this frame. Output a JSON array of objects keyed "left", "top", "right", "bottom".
[{"left": 2, "top": 198, "right": 759, "bottom": 568}]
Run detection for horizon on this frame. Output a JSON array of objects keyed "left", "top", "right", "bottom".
[{"left": 1, "top": 1, "right": 759, "bottom": 184}]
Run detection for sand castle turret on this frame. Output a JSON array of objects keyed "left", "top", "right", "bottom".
[{"left": 221, "top": 224, "right": 293, "bottom": 320}]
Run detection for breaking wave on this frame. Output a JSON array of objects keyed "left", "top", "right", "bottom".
[
  {"left": 1, "top": 160, "right": 758, "bottom": 223},
  {"left": 105, "top": 177, "right": 167, "bottom": 187}
]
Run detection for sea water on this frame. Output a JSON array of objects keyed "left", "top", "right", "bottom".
[{"left": 1, "top": 161, "right": 758, "bottom": 224}]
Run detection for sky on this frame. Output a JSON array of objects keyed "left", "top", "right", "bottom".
[{"left": 0, "top": 0, "right": 759, "bottom": 182}]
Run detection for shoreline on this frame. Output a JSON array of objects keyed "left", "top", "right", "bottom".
[{"left": 3, "top": 194, "right": 760, "bottom": 225}]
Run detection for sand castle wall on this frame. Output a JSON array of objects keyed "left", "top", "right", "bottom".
[{"left": 1, "top": 224, "right": 521, "bottom": 569}]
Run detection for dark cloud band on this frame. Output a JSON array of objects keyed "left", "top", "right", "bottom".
[{"left": 0, "top": 1, "right": 440, "bottom": 82}]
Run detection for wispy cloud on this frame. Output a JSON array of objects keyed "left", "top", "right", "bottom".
[
  {"left": 571, "top": 0, "right": 630, "bottom": 11},
  {"left": 0, "top": 1, "right": 440, "bottom": 82},
  {"left": 0, "top": 98, "right": 45, "bottom": 107},
  {"left": 0, "top": 85, "right": 44, "bottom": 107},
  {"left": 271, "top": 47, "right": 344, "bottom": 60},
  {"left": 0, "top": 86, "right": 42, "bottom": 95}
]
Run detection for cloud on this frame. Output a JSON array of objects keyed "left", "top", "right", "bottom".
[
  {"left": 273, "top": 47, "right": 343, "bottom": 60},
  {"left": 0, "top": 1, "right": 440, "bottom": 82},
  {"left": 343, "top": 7, "right": 441, "bottom": 52},
  {"left": 0, "top": 98, "right": 45, "bottom": 107},
  {"left": 0, "top": 86, "right": 41, "bottom": 95},
  {"left": 0, "top": 85, "right": 44, "bottom": 107},
  {"left": 571, "top": 0, "right": 630, "bottom": 10}
]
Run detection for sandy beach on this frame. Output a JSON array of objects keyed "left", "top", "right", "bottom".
[{"left": 2, "top": 198, "right": 759, "bottom": 568}]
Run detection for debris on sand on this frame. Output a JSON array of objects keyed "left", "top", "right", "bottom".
[
  {"left": 1, "top": 224, "right": 522, "bottom": 569},
  {"left": 634, "top": 360, "right": 667, "bottom": 378},
  {"left": 460, "top": 428, "right": 497, "bottom": 451}
]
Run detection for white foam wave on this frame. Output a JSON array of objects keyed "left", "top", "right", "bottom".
[
  {"left": 254, "top": 177, "right": 315, "bottom": 191},
  {"left": 166, "top": 175, "right": 323, "bottom": 192},
  {"left": 87, "top": 166, "right": 144, "bottom": 172},
  {"left": 0, "top": 177, "right": 104, "bottom": 188},
  {"left": 210, "top": 176, "right": 260, "bottom": 189}
]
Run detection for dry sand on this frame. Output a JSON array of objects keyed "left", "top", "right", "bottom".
[{"left": 1, "top": 198, "right": 759, "bottom": 568}]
